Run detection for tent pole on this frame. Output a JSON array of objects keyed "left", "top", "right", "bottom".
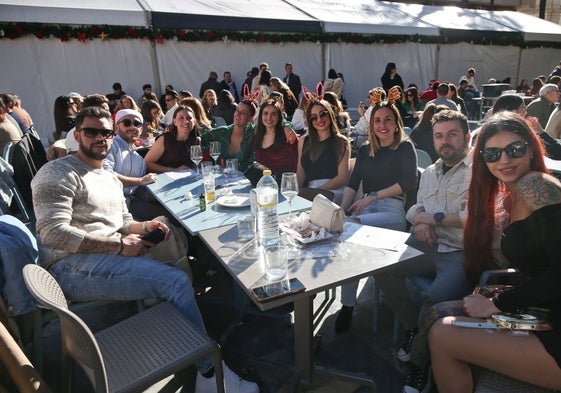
[
  {"left": 434, "top": 44, "right": 441, "bottom": 81},
  {"left": 515, "top": 46, "right": 522, "bottom": 90},
  {"left": 321, "top": 43, "right": 326, "bottom": 83},
  {"left": 138, "top": 0, "right": 163, "bottom": 96},
  {"left": 150, "top": 41, "right": 163, "bottom": 96}
]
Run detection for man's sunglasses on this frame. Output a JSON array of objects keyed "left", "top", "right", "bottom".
[
  {"left": 480, "top": 141, "right": 528, "bottom": 163},
  {"left": 309, "top": 110, "right": 329, "bottom": 122},
  {"left": 80, "top": 128, "right": 116, "bottom": 139},
  {"left": 119, "top": 118, "right": 142, "bottom": 128}
]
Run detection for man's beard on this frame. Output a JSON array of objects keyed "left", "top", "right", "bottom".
[
  {"left": 80, "top": 141, "right": 108, "bottom": 160},
  {"left": 439, "top": 143, "right": 467, "bottom": 164}
]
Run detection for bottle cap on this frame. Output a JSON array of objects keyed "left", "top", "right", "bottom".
[{"left": 263, "top": 169, "right": 272, "bottom": 176}]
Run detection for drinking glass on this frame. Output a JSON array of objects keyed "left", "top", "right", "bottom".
[
  {"left": 209, "top": 141, "right": 221, "bottom": 166},
  {"left": 280, "top": 172, "right": 298, "bottom": 220},
  {"left": 201, "top": 161, "right": 214, "bottom": 178},
  {"left": 190, "top": 145, "right": 203, "bottom": 178},
  {"left": 225, "top": 158, "right": 239, "bottom": 177}
]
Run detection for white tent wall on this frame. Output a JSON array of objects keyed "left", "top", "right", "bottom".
[
  {"left": 519, "top": 47, "right": 561, "bottom": 84},
  {"left": 435, "top": 43, "right": 521, "bottom": 87},
  {"left": 0, "top": 36, "right": 154, "bottom": 144},
  {"left": 154, "top": 41, "right": 323, "bottom": 98},
  {"left": 324, "top": 42, "right": 436, "bottom": 107}
]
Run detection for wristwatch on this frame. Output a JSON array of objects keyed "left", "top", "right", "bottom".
[
  {"left": 433, "top": 212, "right": 445, "bottom": 224},
  {"left": 363, "top": 191, "right": 377, "bottom": 199}
]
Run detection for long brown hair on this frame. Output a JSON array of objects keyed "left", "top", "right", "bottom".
[
  {"left": 253, "top": 100, "right": 285, "bottom": 149},
  {"left": 304, "top": 99, "right": 348, "bottom": 162},
  {"left": 464, "top": 112, "right": 548, "bottom": 284}
]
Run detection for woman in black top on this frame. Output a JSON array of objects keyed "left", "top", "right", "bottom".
[
  {"left": 340, "top": 92, "right": 417, "bottom": 229},
  {"left": 429, "top": 112, "right": 561, "bottom": 392},
  {"left": 380, "top": 62, "right": 404, "bottom": 93},
  {"left": 410, "top": 103, "right": 439, "bottom": 162},
  {"left": 296, "top": 99, "right": 350, "bottom": 204}
]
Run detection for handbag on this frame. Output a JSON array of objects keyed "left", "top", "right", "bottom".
[
  {"left": 309, "top": 194, "right": 345, "bottom": 232},
  {"left": 244, "top": 161, "right": 279, "bottom": 187},
  {"left": 450, "top": 285, "right": 553, "bottom": 331}
]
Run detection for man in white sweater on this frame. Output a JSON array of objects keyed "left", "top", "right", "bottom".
[{"left": 31, "top": 106, "right": 258, "bottom": 393}]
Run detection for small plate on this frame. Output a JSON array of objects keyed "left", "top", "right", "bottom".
[{"left": 216, "top": 193, "right": 250, "bottom": 208}]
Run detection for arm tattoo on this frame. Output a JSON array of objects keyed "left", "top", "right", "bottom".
[
  {"left": 518, "top": 174, "right": 561, "bottom": 208},
  {"left": 76, "top": 234, "right": 120, "bottom": 254}
]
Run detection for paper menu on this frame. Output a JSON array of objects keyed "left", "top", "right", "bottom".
[{"left": 340, "top": 222, "right": 410, "bottom": 251}]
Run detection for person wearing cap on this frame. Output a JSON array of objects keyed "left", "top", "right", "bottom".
[{"left": 103, "top": 109, "right": 156, "bottom": 210}]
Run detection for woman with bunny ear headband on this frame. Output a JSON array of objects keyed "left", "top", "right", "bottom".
[
  {"left": 296, "top": 91, "right": 350, "bottom": 205},
  {"left": 335, "top": 88, "right": 418, "bottom": 333}
]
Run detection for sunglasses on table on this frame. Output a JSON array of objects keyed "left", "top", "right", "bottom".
[
  {"left": 119, "top": 118, "right": 142, "bottom": 128},
  {"left": 309, "top": 110, "right": 329, "bottom": 122},
  {"left": 79, "top": 128, "right": 116, "bottom": 139},
  {"left": 480, "top": 141, "right": 528, "bottom": 163}
]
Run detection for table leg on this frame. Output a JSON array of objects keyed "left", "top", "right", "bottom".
[{"left": 293, "top": 295, "right": 313, "bottom": 384}]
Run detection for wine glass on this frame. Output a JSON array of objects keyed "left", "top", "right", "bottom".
[
  {"left": 209, "top": 141, "right": 221, "bottom": 166},
  {"left": 190, "top": 145, "right": 203, "bottom": 178},
  {"left": 280, "top": 172, "right": 299, "bottom": 221}
]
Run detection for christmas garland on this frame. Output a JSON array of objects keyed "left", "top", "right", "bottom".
[{"left": 1, "top": 22, "right": 560, "bottom": 49}]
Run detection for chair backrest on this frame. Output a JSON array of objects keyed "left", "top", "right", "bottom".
[
  {"left": 2, "top": 141, "right": 13, "bottom": 161},
  {"left": 415, "top": 148, "right": 433, "bottom": 169},
  {"left": 9, "top": 133, "right": 47, "bottom": 209},
  {"left": 213, "top": 116, "right": 227, "bottom": 127},
  {"left": 22, "top": 265, "right": 109, "bottom": 392}
]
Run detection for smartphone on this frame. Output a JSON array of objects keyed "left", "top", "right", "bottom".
[
  {"left": 250, "top": 277, "right": 306, "bottom": 303},
  {"left": 141, "top": 228, "right": 166, "bottom": 244}
]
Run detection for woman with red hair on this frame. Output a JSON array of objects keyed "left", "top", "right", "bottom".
[{"left": 429, "top": 112, "right": 561, "bottom": 392}]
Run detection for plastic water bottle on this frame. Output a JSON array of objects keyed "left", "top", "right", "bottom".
[{"left": 256, "top": 170, "right": 279, "bottom": 247}]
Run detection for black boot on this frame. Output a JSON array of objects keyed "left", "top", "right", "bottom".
[
  {"left": 335, "top": 305, "right": 353, "bottom": 334},
  {"left": 403, "top": 363, "right": 431, "bottom": 393},
  {"left": 397, "top": 328, "right": 418, "bottom": 362}
]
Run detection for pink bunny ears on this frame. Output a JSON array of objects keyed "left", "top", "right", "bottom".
[
  {"left": 242, "top": 84, "right": 261, "bottom": 105},
  {"left": 301, "top": 82, "right": 324, "bottom": 103}
]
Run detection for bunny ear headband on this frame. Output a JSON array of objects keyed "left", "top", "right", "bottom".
[
  {"left": 301, "top": 82, "right": 325, "bottom": 103},
  {"left": 242, "top": 84, "right": 261, "bottom": 106},
  {"left": 370, "top": 86, "right": 400, "bottom": 108},
  {"left": 387, "top": 86, "right": 401, "bottom": 105}
]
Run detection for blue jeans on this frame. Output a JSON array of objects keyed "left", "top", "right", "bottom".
[
  {"left": 341, "top": 197, "right": 406, "bottom": 307},
  {"left": 376, "top": 235, "right": 472, "bottom": 367},
  {"left": 49, "top": 252, "right": 213, "bottom": 373}
]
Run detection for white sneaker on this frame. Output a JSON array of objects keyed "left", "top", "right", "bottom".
[{"left": 195, "top": 361, "right": 259, "bottom": 393}]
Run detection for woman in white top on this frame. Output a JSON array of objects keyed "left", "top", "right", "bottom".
[{"left": 323, "top": 68, "right": 344, "bottom": 99}]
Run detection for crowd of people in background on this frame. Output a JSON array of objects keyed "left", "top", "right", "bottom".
[{"left": 2, "top": 58, "right": 561, "bottom": 393}]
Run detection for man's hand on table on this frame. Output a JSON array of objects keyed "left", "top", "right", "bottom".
[{"left": 140, "top": 173, "right": 158, "bottom": 185}]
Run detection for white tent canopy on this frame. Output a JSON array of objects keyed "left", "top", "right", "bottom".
[
  {"left": 286, "top": 0, "right": 439, "bottom": 35},
  {"left": 147, "top": 0, "right": 321, "bottom": 32},
  {"left": 1, "top": 0, "right": 561, "bottom": 145},
  {"left": 0, "top": 0, "right": 147, "bottom": 26},
  {"left": 466, "top": 9, "right": 561, "bottom": 42}
]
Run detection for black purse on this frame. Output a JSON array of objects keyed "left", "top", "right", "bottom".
[{"left": 244, "top": 161, "right": 280, "bottom": 187}]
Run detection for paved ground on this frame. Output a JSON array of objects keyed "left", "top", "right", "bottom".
[{"left": 33, "top": 256, "right": 415, "bottom": 393}]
